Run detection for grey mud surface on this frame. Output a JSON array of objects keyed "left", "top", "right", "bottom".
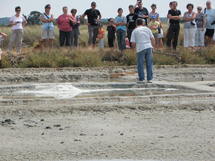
[{"left": 0, "top": 65, "right": 215, "bottom": 161}]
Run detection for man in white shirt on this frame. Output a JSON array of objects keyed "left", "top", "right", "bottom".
[
  {"left": 131, "top": 18, "right": 155, "bottom": 83},
  {"left": 8, "top": 6, "right": 27, "bottom": 54}
]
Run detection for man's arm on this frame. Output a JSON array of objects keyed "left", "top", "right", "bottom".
[
  {"left": 168, "top": 14, "right": 181, "bottom": 20},
  {"left": 148, "top": 29, "right": 155, "bottom": 48},
  {"left": 151, "top": 37, "right": 155, "bottom": 48},
  {"left": 9, "top": 17, "right": 17, "bottom": 26},
  {"left": 131, "top": 42, "right": 136, "bottom": 48},
  {"left": 131, "top": 31, "right": 136, "bottom": 48},
  {"left": 184, "top": 12, "right": 196, "bottom": 21},
  {"left": 40, "top": 15, "right": 49, "bottom": 23},
  {"left": 82, "top": 10, "right": 88, "bottom": 19},
  {"left": 0, "top": 32, "right": 7, "bottom": 38}
]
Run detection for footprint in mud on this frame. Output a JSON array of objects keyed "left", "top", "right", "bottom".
[{"left": 0, "top": 119, "right": 15, "bottom": 126}]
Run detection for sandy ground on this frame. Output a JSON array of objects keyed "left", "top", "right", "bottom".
[{"left": 0, "top": 65, "right": 215, "bottom": 161}]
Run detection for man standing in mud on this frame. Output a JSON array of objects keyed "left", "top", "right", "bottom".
[
  {"left": 131, "top": 18, "right": 155, "bottom": 83},
  {"left": 82, "top": 2, "right": 101, "bottom": 48}
]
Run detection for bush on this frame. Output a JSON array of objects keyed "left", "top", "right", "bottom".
[{"left": 180, "top": 48, "right": 206, "bottom": 64}]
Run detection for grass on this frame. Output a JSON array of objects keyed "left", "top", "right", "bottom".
[{"left": 0, "top": 25, "right": 215, "bottom": 68}]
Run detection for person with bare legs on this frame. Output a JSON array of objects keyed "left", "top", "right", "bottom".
[
  {"left": 204, "top": 1, "right": 215, "bottom": 46},
  {"left": 40, "top": 4, "right": 55, "bottom": 49}
]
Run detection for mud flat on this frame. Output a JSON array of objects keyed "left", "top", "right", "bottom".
[{"left": 0, "top": 65, "right": 215, "bottom": 161}]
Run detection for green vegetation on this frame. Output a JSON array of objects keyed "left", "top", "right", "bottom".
[{"left": 0, "top": 25, "right": 215, "bottom": 68}]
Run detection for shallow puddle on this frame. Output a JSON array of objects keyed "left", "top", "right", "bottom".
[{"left": 0, "top": 82, "right": 201, "bottom": 100}]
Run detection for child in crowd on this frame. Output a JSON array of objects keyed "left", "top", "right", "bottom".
[
  {"left": 107, "top": 18, "right": 116, "bottom": 48},
  {"left": 115, "top": 8, "right": 127, "bottom": 53},
  {"left": 0, "top": 32, "right": 7, "bottom": 62},
  {"left": 148, "top": 16, "right": 160, "bottom": 49},
  {"left": 149, "top": 4, "right": 163, "bottom": 49},
  {"left": 97, "top": 24, "right": 105, "bottom": 49}
]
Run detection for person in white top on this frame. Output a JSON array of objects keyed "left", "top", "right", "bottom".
[
  {"left": 8, "top": 6, "right": 27, "bottom": 54},
  {"left": 131, "top": 18, "right": 155, "bottom": 83}
]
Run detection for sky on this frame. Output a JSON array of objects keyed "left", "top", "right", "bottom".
[{"left": 0, "top": 0, "right": 207, "bottom": 18}]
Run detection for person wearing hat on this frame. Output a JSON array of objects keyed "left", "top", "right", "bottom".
[
  {"left": 82, "top": 1, "right": 102, "bottom": 47},
  {"left": 148, "top": 15, "right": 160, "bottom": 49},
  {"left": 8, "top": 6, "right": 27, "bottom": 54},
  {"left": 195, "top": 6, "right": 206, "bottom": 48},
  {"left": 40, "top": 4, "right": 55, "bottom": 48},
  {"left": 131, "top": 18, "right": 155, "bottom": 83}
]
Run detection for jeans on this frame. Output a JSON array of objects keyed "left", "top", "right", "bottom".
[
  {"left": 88, "top": 25, "right": 99, "bottom": 45},
  {"left": 116, "top": 29, "right": 126, "bottom": 51},
  {"left": 8, "top": 29, "right": 23, "bottom": 53},
  {"left": 71, "top": 28, "right": 80, "bottom": 47},
  {"left": 166, "top": 24, "right": 180, "bottom": 50},
  {"left": 137, "top": 48, "right": 153, "bottom": 81},
  {"left": 184, "top": 28, "right": 196, "bottom": 47},
  {"left": 59, "top": 30, "right": 72, "bottom": 46},
  {"left": 195, "top": 28, "right": 205, "bottom": 47}
]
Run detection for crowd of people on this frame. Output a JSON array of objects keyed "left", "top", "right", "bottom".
[{"left": 1, "top": 0, "right": 215, "bottom": 82}]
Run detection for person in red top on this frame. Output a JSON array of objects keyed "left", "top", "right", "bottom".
[{"left": 57, "top": 6, "right": 73, "bottom": 46}]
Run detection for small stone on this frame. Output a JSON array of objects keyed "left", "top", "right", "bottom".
[
  {"left": 60, "top": 141, "right": 64, "bottom": 144},
  {"left": 59, "top": 128, "right": 64, "bottom": 131},
  {"left": 120, "top": 133, "right": 124, "bottom": 136},
  {"left": 40, "top": 119, "right": 44, "bottom": 122},
  {"left": 53, "top": 124, "right": 61, "bottom": 127},
  {"left": 45, "top": 126, "right": 52, "bottom": 129},
  {"left": 74, "top": 139, "right": 81, "bottom": 142},
  {"left": 80, "top": 133, "right": 86, "bottom": 136},
  {"left": 41, "top": 132, "right": 45, "bottom": 135}
]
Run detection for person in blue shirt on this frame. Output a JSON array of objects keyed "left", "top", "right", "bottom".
[
  {"left": 40, "top": 4, "right": 55, "bottom": 49},
  {"left": 115, "top": 8, "right": 127, "bottom": 53}
]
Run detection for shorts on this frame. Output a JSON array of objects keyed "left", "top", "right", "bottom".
[
  {"left": 41, "top": 29, "right": 55, "bottom": 40},
  {"left": 205, "top": 28, "right": 214, "bottom": 38},
  {"left": 153, "top": 33, "right": 159, "bottom": 38},
  {"left": 157, "top": 29, "right": 164, "bottom": 38}
]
